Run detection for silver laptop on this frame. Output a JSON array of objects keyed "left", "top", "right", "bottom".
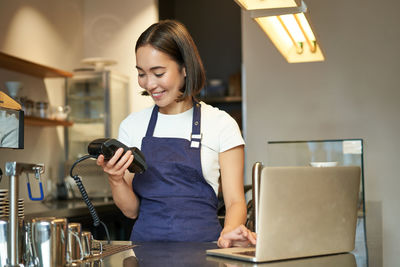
[
  {"left": 206, "top": 251, "right": 357, "bottom": 267},
  {"left": 207, "top": 166, "right": 360, "bottom": 262}
]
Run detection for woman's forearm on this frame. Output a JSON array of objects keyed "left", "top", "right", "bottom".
[
  {"left": 218, "top": 145, "right": 247, "bottom": 235},
  {"left": 108, "top": 175, "right": 139, "bottom": 219},
  {"left": 222, "top": 200, "right": 247, "bottom": 234}
]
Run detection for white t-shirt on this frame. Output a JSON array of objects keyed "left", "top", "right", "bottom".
[{"left": 118, "top": 101, "right": 244, "bottom": 195}]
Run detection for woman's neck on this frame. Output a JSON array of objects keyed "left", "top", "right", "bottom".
[{"left": 158, "top": 97, "right": 193, "bottom": 115}]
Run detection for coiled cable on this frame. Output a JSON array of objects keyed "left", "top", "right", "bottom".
[{"left": 70, "top": 154, "right": 111, "bottom": 244}]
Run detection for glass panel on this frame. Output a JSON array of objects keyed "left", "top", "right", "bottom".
[
  {"left": 68, "top": 72, "right": 104, "bottom": 97},
  {"left": 69, "top": 122, "right": 105, "bottom": 159},
  {"left": 109, "top": 73, "right": 129, "bottom": 138},
  {"left": 68, "top": 72, "right": 105, "bottom": 121},
  {"left": 267, "top": 139, "right": 367, "bottom": 266},
  {"left": 267, "top": 140, "right": 362, "bottom": 171},
  {"left": 67, "top": 72, "right": 106, "bottom": 159},
  {"left": 66, "top": 70, "right": 129, "bottom": 160},
  {"left": 65, "top": 70, "right": 129, "bottom": 200},
  {"left": 0, "top": 107, "right": 23, "bottom": 149}
]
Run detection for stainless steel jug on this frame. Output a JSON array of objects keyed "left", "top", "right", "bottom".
[
  {"left": 81, "top": 231, "right": 93, "bottom": 259},
  {"left": 0, "top": 219, "right": 8, "bottom": 267},
  {"left": 30, "top": 217, "right": 67, "bottom": 267},
  {"left": 67, "top": 222, "right": 84, "bottom": 263},
  {"left": 0, "top": 218, "right": 24, "bottom": 266}
]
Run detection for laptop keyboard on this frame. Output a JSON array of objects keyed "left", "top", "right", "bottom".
[{"left": 234, "top": 250, "right": 256, "bottom": 257}]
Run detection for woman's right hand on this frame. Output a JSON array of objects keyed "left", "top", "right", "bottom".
[
  {"left": 218, "top": 225, "right": 257, "bottom": 248},
  {"left": 97, "top": 148, "right": 139, "bottom": 219},
  {"left": 96, "top": 148, "right": 134, "bottom": 184}
]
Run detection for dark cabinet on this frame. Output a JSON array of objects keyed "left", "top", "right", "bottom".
[
  {"left": 159, "top": 0, "right": 243, "bottom": 129},
  {"left": 68, "top": 207, "right": 134, "bottom": 241}
]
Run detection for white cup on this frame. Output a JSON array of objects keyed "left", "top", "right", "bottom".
[
  {"left": 50, "top": 105, "right": 71, "bottom": 120},
  {"left": 5, "top": 81, "right": 23, "bottom": 99}
]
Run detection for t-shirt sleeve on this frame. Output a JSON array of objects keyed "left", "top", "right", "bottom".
[
  {"left": 117, "top": 106, "right": 154, "bottom": 150},
  {"left": 218, "top": 112, "right": 245, "bottom": 153},
  {"left": 118, "top": 120, "right": 131, "bottom": 147}
]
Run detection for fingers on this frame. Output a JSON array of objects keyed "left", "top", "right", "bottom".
[
  {"left": 106, "top": 148, "right": 125, "bottom": 166},
  {"left": 223, "top": 225, "right": 248, "bottom": 240},
  {"left": 122, "top": 154, "right": 134, "bottom": 171},
  {"left": 218, "top": 236, "right": 232, "bottom": 248},
  {"left": 249, "top": 231, "right": 257, "bottom": 245},
  {"left": 97, "top": 148, "right": 133, "bottom": 177},
  {"left": 96, "top": 154, "right": 105, "bottom": 166},
  {"left": 107, "top": 149, "right": 131, "bottom": 170},
  {"left": 237, "top": 225, "right": 257, "bottom": 245},
  {"left": 218, "top": 225, "right": 257, "bottom": 248}
]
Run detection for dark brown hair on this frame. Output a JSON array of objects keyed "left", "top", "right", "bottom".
[{"left": 135, "top": 20, "right": 205, "bottom": 100}]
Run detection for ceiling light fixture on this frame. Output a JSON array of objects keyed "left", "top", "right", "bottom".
[{"left": 234, "top": 0, "right": 325, "bottom": 63}]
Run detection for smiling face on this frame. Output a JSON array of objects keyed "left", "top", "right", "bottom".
[{"left": 136, "top": 44, "right": 192, "bottom": 114}]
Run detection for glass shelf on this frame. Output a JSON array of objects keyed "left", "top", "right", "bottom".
[{"left": 0, "top": 52, "right": 73, "bottom": 129}]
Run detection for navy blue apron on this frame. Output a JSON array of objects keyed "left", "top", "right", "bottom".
[{"left": 131, "top": 101, "right": 222, "bottom": 242}]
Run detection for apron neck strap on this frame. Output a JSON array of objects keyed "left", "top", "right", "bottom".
[
  {"left": 190, "top": 99, "right": 201, "bottom": 148},
  {"left": 145, "top": 105, "right": 159, "bottom": 137},
  {"left": 145, "top": 98, "right": 201, "bottom": 139}
]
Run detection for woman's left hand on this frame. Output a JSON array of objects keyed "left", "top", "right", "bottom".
[{"left": 218, "top": 225, "right": 257, "bottom": 248}]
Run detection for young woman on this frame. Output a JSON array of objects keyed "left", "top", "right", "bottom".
[{"left": 97, "top": 20, "right": 256, "bottom": 248}]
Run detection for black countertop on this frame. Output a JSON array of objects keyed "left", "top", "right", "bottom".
[
  {"left": 21, "top": 200, "right": 371, "bottom": 267},
  {"left": 96, "top": 242, "right": 362, "bottom": 267},
  {"left": 23, "top": 198, "right": 117, "bottom": 220}
]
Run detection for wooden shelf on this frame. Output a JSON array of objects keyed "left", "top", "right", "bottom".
[
  {"left": 0, "top": 52, "right": 74, "bottom": 128},
  {"left": 0, "top": 51, "right": 73, "bottom": 78},
  {"left": 25, "top": 116, "right": 73, "bottom": 127},
  {"left": 200, "top": 96, "right": 242, "bottom": 104}
]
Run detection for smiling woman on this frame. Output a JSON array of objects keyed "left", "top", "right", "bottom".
[
  {"left": 135, "top": 45, "right": 188, "bottom": 114},
  {"left": 135, "top": 20, "right": 205, "bottom": 108},
  {"left": 96, "top": 20, "right": 255, "bottom": 247}
]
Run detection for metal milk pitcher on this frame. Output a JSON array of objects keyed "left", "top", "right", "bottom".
[
  {"left": 67, "top": 222, "right": 84, "bottom": 263},
  {"left": 81, "top": 231, "right": 93, "bottom": 259},
  {"left": 0, "top": 219, "right": 8, "bottom": 267},
  {"left": 30, "top": 217, "right": 68, "bottom": 267},
  {"left": 0, "top": 218, "right": 25, "bottom": 267}
]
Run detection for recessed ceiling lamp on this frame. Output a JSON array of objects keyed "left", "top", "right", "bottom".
[{"left": 234, "top": 0, "right": 325, "bottom": 63}]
